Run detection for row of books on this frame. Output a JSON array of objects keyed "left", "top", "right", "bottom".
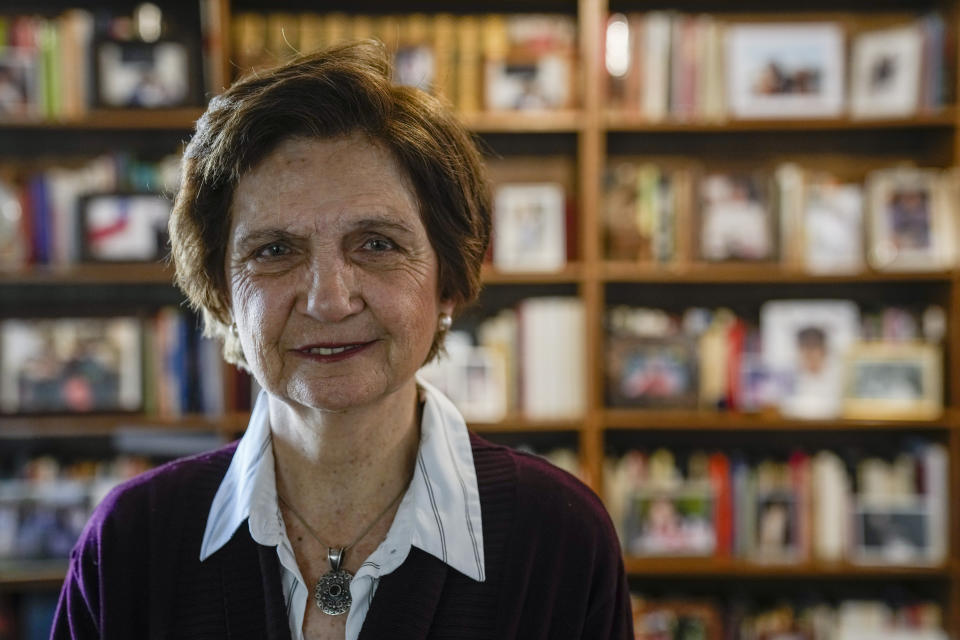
[
  {"left": 419, "top": 297, "right": 585, "bottom": 421},
  {"left": 232, "top": 12, "right": 578, "bottom": 114},
  {"left": 604, "top": 163, "right": 960, "bottom": 273},
  {"left": 631, "top": 595, "right": 946, "bottom": 640},
  {"left": 0, "top": 154, "right": 179, "bottom": 268},
  {"left": 607, "top": 302, "right": 945, "bottom": 420},
  {"left": 606, "top": 441, "right": 949, "bottom": 566},
  {"left": 0, "top": 310, "right": 251, "bottom": 418},
  {"left": 606, "top": 12, "right": 949, "bottom": 122},
  {"left": 0, "top": 8, "right": 207, "bottom": 120}
]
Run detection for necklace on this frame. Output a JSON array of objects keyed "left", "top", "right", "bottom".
[{"left": 278, "top": 483, "right": 407, "bottom": 616}]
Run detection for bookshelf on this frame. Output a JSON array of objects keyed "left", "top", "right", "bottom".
[{"left": 2, "top": 0, "right": 960, "bottom": 635}]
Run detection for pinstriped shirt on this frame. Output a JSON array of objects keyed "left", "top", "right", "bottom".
[{"left": 198, "top": 378, "right": 486, "bottom": 640}]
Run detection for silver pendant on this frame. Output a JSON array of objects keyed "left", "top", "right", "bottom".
[{"left": 314, "top": 548, "right": 352, "bottom": 615}]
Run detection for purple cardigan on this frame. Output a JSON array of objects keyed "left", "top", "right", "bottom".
[{"left": 50, "top": 432, "right": 633, "bottom": 639}]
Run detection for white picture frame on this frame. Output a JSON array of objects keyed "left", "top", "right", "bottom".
[
  {"left": 493, "top": 182, "right": 566, "bottom": 272},
  {"left": 849, "top": 24, "right": 922, "bottom": 119},
  {"left": 725, "top": 22, "right": 845, "bottom": 119}
]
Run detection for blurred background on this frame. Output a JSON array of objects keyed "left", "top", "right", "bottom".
[{"left": 1, "top": 1, "right": 959, "bottom": 638}]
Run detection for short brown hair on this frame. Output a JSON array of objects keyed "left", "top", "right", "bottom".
[{"left": 168, "top": 40, "right": 491, "bottom": 368}]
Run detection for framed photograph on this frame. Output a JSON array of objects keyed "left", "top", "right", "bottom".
[
  {"left": 623, "top": 488, "right": 716, "bottom": 556},
  {"left": 761, "top": 300, "right": 860, "bottom": 419},
  {"left": 485, "top": 56, "right": 571, "bottom": 111},
  {"left": 79, "top": 193, "right": 172, "bottom": 263},
  {"left": 418, "top": 336, "right": 508, "bottom": 423},
  {"left": 802, "top": 177, "right": 864, "bottom": 274},
  {"left": 632, "top": 598, "right": 723, "bottom": 640},
  {"left": 0, "top": 317, "right": 143, "bottom": 414},
  {"left": 752, "top": 490, "right": 800, "bottom": 562},
  {"left": 605, "top": 335, "right": 698, "bottom": 408},
  {"left": 850, "top": 25, "right": 922, "bottom": 119},
  {"left": 851, "top": 498, "right": 937, "bottom": 565},
  {"left": 842, "top": 342, "right": 942, "bottom": 420},
  {"left": 393, "top": 44, "right": 435, "bottom": 91},
  {"left": 0, "top": 47, "right": 36, "bottom": 118},
  {"left": 0, "top": 481, "right": 90, "bottom": 561},
  {"left": 493, "top": 183, "right": 566, "bottom": 272},
  {"left": 698, "top": 172, "right": 776, "bottom": 261},
  {"left": 94, "top": 39, "right": 194, "bottom": 108},
  {"left": 725, "top": 23, "right": 845, "bottom": 119},
  {"left": 866, "top": 168, "right": 954, "bottom": 272}
]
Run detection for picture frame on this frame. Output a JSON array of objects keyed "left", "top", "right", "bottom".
[
  {"left": 0, "top": 47, "right": 37, "bottom": 118},
  {"left": 698, "top": 171, "right": 776, "bottom": 262},
  {"left": 493, "top": 182, "right": 566, "bottom": 272},
  {"left": 622, "top": 488, "right": 716, "bottom": 556},
  {"left": 632, "top": 599, "right": 723, "bottom": 640},
  {"left": 725, "top": 22, "right": 845, "bottom": 119},
  {"left": 93, "top": 39, "right": 195, "bottom": 108},
  {"left": 0, "top": 317, "right": 143, "bottom": 414},
  {"left": 417, "top": 336, "right": 508, "bottom": 424},
  {"left": 849, "top": 24, "right": 922, "bottom": 119},
  {"left": 802, "top": 176, "right": 864, "bottom": 275},
  {"left": 760, "top": 300, "right": 860, "bottom": 420},
  {"left": 851, "top": 498, "right": 938, "bottom": 565},
  {"left": 78, "top": 192, "right": 172, "bottom": 263},
  {"left": 866, "top": 168, "right": 954, "bottom": 272},
  {"left": 752, "top": 490, "right": 801, "bottom": 562},
  {"left": 842, "top": 342, "right": 942, "bottom": 420},
  {"left": 605, "top": 335, "right": 699, "bottom": 408}
]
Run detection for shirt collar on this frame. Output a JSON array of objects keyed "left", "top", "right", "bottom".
[{"left": 199, "top": 379, "right": 485, "bottom": 582}]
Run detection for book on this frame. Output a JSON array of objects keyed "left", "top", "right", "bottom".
[{"left": 518, "top": 297, "right": 585, "bottom": 419}]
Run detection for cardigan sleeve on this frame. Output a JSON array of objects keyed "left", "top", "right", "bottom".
[{"left": 50, "top": 529, "right": 103, "bottom": 639}]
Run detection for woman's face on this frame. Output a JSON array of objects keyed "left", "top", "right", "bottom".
[{"left": 225, "top": 134, "right": 452, "bottom": 412}]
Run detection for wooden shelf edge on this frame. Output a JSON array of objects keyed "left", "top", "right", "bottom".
[
  {"left": 0, "top": 412, "right": 249, "bottom": 438},
  {"left": 0, "top": 263, "right": 174, "bottom": 285},
  {"left": 469, "top": 417, "right": 583, "bottom": 433},
  {"left": 601, "top": 262, "right": 956, "bottom": 284},
  {"left": 0, "top": 108, "right": 203, "bottom": 130},
  {"left": 481, "top": 264, "right": 583, "bottom": 284},
  {"left": 460, "top": 109, "right": 583, "bottom": 133},
  {"left": 624, "top": 556, "right": 952, "bottom": 578},
  {"left": 0, "top": 561, "right": 67, "bottom": 589},
  {"left": 603, "top": 409, "right": 952, "bottom": 431},
  {"left": 605, "top": 109, "right": 958, "bottom": 133}
]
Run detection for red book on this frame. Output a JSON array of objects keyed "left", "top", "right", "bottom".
[{"left": 708, "top": 452, "right": 732, "bottom": 556}]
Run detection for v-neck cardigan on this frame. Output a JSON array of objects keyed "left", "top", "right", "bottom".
[{"left": 50, "top": 433, "right": 634, "bottom": 639}]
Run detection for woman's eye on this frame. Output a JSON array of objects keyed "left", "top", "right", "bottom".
[
  {"left": 362, "top": 237, "right": 396, "bottom": 252},
  {"left": 256, "top": 243, "right": 290, "bottom": 259}
]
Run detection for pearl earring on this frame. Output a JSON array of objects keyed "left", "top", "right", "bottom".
[{"left": 438, "top": 313, "right": 452, "bottom": 332}]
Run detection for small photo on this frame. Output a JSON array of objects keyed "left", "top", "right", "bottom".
[
  {"left": 802, "top": 178, "right": 864, "bottom": 274},
  {"left": 867, "top": 169, "right": 953, "bottom": 271},
  {"left": 95, "top": 40, "right": 192, "bottom": 108},
  {"left": 699, "top": 172, "right": 775, "bottom": 261},
  {"left": 852, "top": 500, "right": 935, "bottom": 565},
  {"left": 485, "top": 55, "right": 572, "bottom": 111},
  {"left": 725, "top": 23, "right": 845, "bottom": 118},
  {"left": 0, "top": 317, "right": 143, "bottom": 414},
  {"left": 79, "top": 193, "right": 172, "bottom": 262},
  {"left": 623, "top": 489, "right": 716, "bottom": 556},
  {"left": 850, "top": 24, "right": 922, "bottom": 119},
  {"left": 842, "top": 342, "right": 942, "bottom": 420},
  {"left": 753, "top": 491, "right": 800, "bottom": 562},
  {"left": 393, "top": 45, "right": 435, "bottom": 91},
  {"left": 493, "top": 182, "right": 566, "bottom": 272},
  {"left": 606, "top": 335, "right": 698, "bottom": 408},
  {"left": 761, "top": 300, "right": 860, "bottom": 419},
  {"left": 0, "top": 48, "right": 35, "bottom": 117}
]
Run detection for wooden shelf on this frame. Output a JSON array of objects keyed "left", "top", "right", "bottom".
[
  {"left": 603, "top": 409, "right": 952, "bottom": 431},
  {"left": 469, "top": 415, "right": 582, "bottom": 433},
  {"left": 0, "top": 263, "right": 174, "bottom": 285},
  {"left": 624, "top": 556, "right": 952, "bottom": 578},
  {"left": 459, "top": 110, "right": 583, "bottom": 133},
  {"left": 605, "top": 110, "right": 958, "bottom": 132},
  {"left": 0, "top": 561, "right": 67, "bottom": 590},
  {"left": 481, "top": 263, "right": 583, "bottom": 284},
  {"left": 0, "top": 412, "right": 249, "bottom": 439},
  {"left": 0, "top": 108, "right": 203, "bottom": 130},
  {"left": 601, "top": 262, "right": 955, "bottom": 284}
]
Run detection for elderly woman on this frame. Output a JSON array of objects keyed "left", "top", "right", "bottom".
[{"left": 52, "top": 41, "right": 632, "bottom": 639}]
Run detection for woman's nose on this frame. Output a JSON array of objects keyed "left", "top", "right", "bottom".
[{"left": 299, "top": 253, "right": 363, "bottom": 322}]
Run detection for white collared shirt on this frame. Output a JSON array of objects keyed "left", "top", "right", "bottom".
[{"left": 199, "top": 378, "right": 486, "bottom": 640}]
